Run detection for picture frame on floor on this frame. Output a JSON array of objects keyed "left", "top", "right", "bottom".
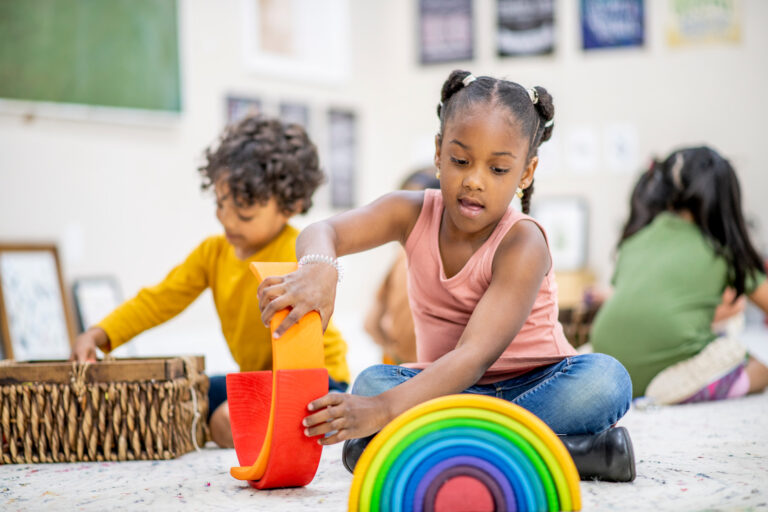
[
  {"left": 72, "top": 276, "right": 122, "bottom": 334},
  {"left": 0, "top": 244, "right": 75, "bottom": 360}
]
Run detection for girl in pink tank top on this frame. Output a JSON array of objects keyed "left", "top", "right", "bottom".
[{"left": 258, "top": 70, "right": 635, "bottom": 482}]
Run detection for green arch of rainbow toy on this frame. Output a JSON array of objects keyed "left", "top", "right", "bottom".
[{"left": 348, "top": 395, "right": 581, "bottom": 512}]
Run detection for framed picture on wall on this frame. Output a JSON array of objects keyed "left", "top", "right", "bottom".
[
  {"left": 666, "top": 0, "right": 741, "bottom": 47},
  {"left": 279, "top": 101, "right": 310, "bottom": 128},
  {"left": 419, "top": 0, "right": 474, "bottom": 64},
  {"left": 497, "top": 0, "right": 555, "bottom": 57},
  {"left": 0, "top": 244, "right": 75, "bottom": 360},
  {"left": 240, "top": 0, "right": 350, "bottom": 84},
  {"left": 328, "top": 108, "right": 357, "bottom": 209},
  {"left": 226, "top": 95, "right": 262, "bottom": 125},
  {"left": 530, "top": 197, "right": 589, "bottom": 271},
  {"left": 581, "top": 0, "right": 644, "bottom": 50}
]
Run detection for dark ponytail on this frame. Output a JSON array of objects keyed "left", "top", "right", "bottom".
[
  {"left": 667, "top": 146, "right": 764, "bottom": 297},
  {"left": 437, "top": 70, "right": 555, "bottom": 214},
  {"left": 619, "top": 159, "right": 675, "bottom": 244}
]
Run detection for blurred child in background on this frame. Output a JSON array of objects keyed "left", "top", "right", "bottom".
[
  {"left": 364, "top": 168, "right": 440, "bottom": 364},
  {"left": 591, "top": 146, "right": 768, "bottom": 405}
]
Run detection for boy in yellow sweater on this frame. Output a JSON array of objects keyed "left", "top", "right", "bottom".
[{"left": 71, "top": 115, "right": 350, "bottom": 447}]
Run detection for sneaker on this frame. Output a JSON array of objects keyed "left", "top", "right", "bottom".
[{"left": 644, "top": 336, "right": 747, "bottom": 405}]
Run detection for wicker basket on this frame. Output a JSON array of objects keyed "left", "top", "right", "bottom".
[{"left": 0, "top": 356, "right": 210, "bottom": 464}]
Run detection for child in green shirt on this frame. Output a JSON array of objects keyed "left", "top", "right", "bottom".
[{"left": 591, "top": 146, "right": 768, "bottom": 404}]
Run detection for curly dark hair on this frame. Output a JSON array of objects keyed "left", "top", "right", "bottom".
[
  {"left": 436, "top": 70, "right": 555, "bottom": 214},
  {"left": 199, "top": 114, "right": 324, "bottom": 215}
]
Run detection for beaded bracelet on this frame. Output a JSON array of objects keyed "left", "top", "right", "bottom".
[{"left": 298, "top": 254, "right": 343, "bottom": 283}]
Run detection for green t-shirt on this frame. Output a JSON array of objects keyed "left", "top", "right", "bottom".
[{"left": 590, "top": 213, "right": 766, "bottom": 397}]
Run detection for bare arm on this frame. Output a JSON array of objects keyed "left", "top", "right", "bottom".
[
  {"left": 748, "top": 278, "right": 768, "bottom": 315},
  {"left": 258, "top": 191, "right": 423, "bottom": 337},
  {"left": 304, "top": 220, "right": 551, "bottom": 444}
]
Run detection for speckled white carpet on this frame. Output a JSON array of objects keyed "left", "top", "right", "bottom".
[{"left": 2, "top": 390, "right": 767, "bottom": 511}]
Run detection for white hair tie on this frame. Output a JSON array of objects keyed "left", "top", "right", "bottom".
[
  {"left": 462, "top": 74, "right": 476, "bottom": 87},
  {"left": 527, "top": 88, "right": 539, "bottom": 104},
  {"left": 671, "top": 153, "right": 685, "bottom": 190}
]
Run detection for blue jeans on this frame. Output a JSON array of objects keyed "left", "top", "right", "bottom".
[{"left": 351, "top": 354, "right": 631, "bottom": 435}]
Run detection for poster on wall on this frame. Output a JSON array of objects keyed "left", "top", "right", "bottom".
[
  {"left": 565, "top": 126, "right": 599, "bottom": 175},
  {"left": 581, "top": 0, "right": 644, "bottom": 50},
  {"left": 328, "top": 109, "right": 356, "bottom": 209},
  {"left": 226, "top": 95, "right": 262, "bottom": 125},
  {"left": 667, "top": 0, "right": 741, "bottom": 47},
  {"left": 419, "top": 0, "right": 474, "bottom": 64},
  {"left": 603, "top": 123, "right": 640, "bottom": 174},
  {"left": 280, "top": 102, "right": 309, "bottom": 128},
  {"left": 497, "top": 0, "right": 555, "bottom": 57}
]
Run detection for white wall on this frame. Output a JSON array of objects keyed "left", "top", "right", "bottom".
[{"left": 1, "top": 0, "right": 767, "bottom": 377}]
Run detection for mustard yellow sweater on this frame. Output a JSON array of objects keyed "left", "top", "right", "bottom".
[{"left": 98, "top": 225, "right": 350, "bottom": 383}]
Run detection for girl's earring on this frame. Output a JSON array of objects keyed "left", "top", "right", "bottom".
[
  {"left": 516, "top": 187, "right": 524, "bottom": 199},
  {"left": 435, "top": 170, "right": 441, "bottom": 179}
]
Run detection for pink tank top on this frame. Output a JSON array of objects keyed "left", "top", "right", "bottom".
[{"left": 404, "top": 189, "right": 576, "bottom": 384}]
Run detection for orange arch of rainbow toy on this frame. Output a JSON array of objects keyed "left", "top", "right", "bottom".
[
  {"left": 227, "top": 262, "right": 328, "bottom": 489},
  {"left": 349, "top": 394, "right": 581, "bottom": 511}
]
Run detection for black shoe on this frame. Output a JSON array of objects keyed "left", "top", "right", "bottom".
[
  {"left": 342, "top": 434, "right": 375, "bottom": 474},
  {"left": 560, "top": 426, "right": 636, "bottom": 482}
]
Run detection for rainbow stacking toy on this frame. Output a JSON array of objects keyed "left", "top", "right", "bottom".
[
  {"left": 226, "top": 262, "right": 328, "bottom": 489},
  {"left": 348, "top": 394, "right": 581, "bottom": 512}
]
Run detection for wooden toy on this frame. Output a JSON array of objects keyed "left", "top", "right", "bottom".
[
  {"left": 348, "top": 394, "right": 582, "bottom": 511},
  {"left": 227, "top": 262, "right": 328, "bottom": 489}
]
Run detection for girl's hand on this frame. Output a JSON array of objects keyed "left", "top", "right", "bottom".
[
  {"left": 713, "top": 287, "right": 746, "bottom": 324},
  {"left": 303, "top": 393, "right": 391, "bottom": 445},
  {"left": 257, "top": 263, "right": 338, "bottom": 337}
]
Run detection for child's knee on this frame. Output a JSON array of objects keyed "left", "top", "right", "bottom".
[
  {"left": 351, "top": 364, "right": 408, "bottom": 397},
  {"left": 568, "top": 354, "right": 632, "bottom": 430},
  {"left": 209, "top": 401, "right": 233, "bottom": 449},
  {"left": 589, "top": 354, "right": 632, "bottom": 416}
]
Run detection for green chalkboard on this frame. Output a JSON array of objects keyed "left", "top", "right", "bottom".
[{"left": 0, "top": 0, "right": 181, "bottom": 112}]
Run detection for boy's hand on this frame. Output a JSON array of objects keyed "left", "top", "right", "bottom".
[
  {"left": 302, "top": 393, "right": 391, "bottom": 445},
  {"left": 257, "top": 263, "right": 337, "bottom": 338},
  {"left": 70, "top": 327, "right": 109, "bottom": 363}
]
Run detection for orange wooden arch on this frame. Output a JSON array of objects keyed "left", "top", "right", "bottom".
[{"left": 227, "top": 262, "right": 328, "bottom": 489}]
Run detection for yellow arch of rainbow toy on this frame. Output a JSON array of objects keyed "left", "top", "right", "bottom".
[{"left": 348, "top": 394, "right": 581, "bottom": 511}]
